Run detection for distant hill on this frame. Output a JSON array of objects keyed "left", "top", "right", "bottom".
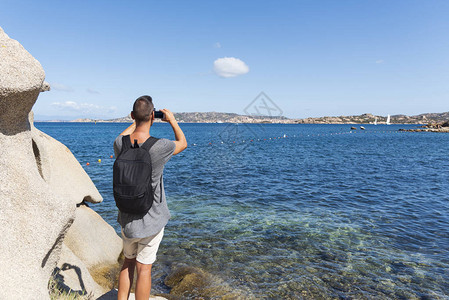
[
  {"left": 68, "top": 111, "right": 449, "bottom": 124},
  {"left": 72, "top": 112, "right": 290, "bottom": 123},
  {"left": 294, "top": 112, "right": 449, "bottom": 124}
]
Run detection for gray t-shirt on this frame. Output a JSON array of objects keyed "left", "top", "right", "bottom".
[{"left": 114, "top": 135, "right": 176, "bottom": 238}]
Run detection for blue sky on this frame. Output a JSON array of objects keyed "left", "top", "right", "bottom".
[{"left": 1, "top": 0, "right": 448, "bottom": 120}]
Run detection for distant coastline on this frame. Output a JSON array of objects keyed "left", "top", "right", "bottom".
[{"left": 36, "top": 111, "right": 449, "bottom": 125}]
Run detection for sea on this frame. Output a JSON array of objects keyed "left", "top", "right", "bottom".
[{"left": 35, "top": 122, "right": 449, "bottom": 299}]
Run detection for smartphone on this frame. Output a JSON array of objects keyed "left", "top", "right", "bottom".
[{"left": 154, "top": 110, "right": 164, "bottom": 119}]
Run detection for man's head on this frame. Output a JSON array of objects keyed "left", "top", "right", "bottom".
[{"left": 132, "top": 95, "right": 154, "bottom": 124}]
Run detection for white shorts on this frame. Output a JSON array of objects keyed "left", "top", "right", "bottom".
[{"left": 121, "top": 228, "right": 164, "bottom": 265}]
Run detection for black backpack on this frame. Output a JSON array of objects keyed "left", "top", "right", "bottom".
[{"left": 113, "top": 135, "right": 159, "bottom": 215}]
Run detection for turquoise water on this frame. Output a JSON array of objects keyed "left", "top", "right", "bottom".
[{"left": 35, "top": 122, "right": 449, "bottom": 299}]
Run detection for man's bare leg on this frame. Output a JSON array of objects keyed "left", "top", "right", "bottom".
[
  {"left": 135, "top": 262, "right": 152, "bottom": 300},
  {"left": 118, "top": 257, "right": 136, "bottom": 300}
]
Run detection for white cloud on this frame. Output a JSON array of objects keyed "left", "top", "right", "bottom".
[
  {"left": 375, "top": 59, "right": 384, "bottom": 64},
  {"left": 52, "top": 101, "right": 79, "bottom": 110},
  {"left": 52, "top": 101, "right": 115, "bottom": 114},
  {"left": 107, "top": 106, "right": 117, "bottom": 113},
  {"left": 50, "top": 83, "right": 74, "bottom": 92},
  {"left": 86, "top": 88, "right": 100, "bottom": 94},
  {"left": 213, "top": 57, "right": 249, "bottom": 78},
  {"left": 214, "top": 42, "right": 222, "bottom": 48},
  {"left": 52, "top": 101, "right": 99, "bottom": 112}
]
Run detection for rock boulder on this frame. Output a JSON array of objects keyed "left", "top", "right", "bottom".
[
  {"left": 0, "top": 26, "right": 119, "bottom": 299},
  {"left": 0, "top": 27, "right": 45, "bottom": 135},
  {"left": 165, "top": 264, "right": 252, "bottom": 299},
  {"left": 63, "top": 204, "right": 122, "bottom": 269}
]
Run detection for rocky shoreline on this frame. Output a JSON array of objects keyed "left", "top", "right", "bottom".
[
  {"left": 52, "top": 111, "right": 449, "bottom": 125},
  {"left": 399, "top": 121, "right": 449, "bottom": 133}
]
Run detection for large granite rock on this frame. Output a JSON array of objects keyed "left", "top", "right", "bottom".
[
  {"left": 53, "top": 204, "right": 123, "bottom": 298},
  {"left": 55, "top": 244, "right": 107, "bottom": 298},
  {"left": 0, "top": 25, "right": 70, "bottom": 299},
  {"left": 0, "top": 26, "right": 119, "bottom": 299},
  {"left": 0, "top": 27, "right": 45, "bottom": 135},
  {"left": 30, "top": 126, "right": 102, "bottom": 204},
  {"left": 54, "top": 203, "right": 122, "bottom": 298},
  {"left": 63, "top": 204, "right": 122, "bottom": 269}
]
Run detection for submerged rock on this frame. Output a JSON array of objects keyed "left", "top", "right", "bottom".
[{"left": 164, "top": 264, "right": 253, "bottom": 299}]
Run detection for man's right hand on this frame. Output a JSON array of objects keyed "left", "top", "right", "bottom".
[
  {"left": 160, "top": 109, "right": 187, "bottom": 155},
  {"left": 161, "top": 109, "right": 176, "bottom": 123}
]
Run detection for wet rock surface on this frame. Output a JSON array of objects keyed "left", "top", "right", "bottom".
[{"left": 163, "top": 264, "right": 253, "bottom": 299}]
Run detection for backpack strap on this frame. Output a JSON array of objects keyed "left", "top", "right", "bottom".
[
  {"left": 141, "top": 136, "right": 159, "bottom": 151},
  {"left": 121, "top": 135, "right": 132, "bottom": 150}
]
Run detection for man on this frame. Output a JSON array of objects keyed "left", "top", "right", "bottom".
[{"left": 114, "top": 95, "right": 187, "bottom": 300}]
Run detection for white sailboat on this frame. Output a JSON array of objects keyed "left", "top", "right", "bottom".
[
  {"left": 374, "top": 117, "right": 378, "bottom": 125},
  {"left": 386, "top": 114, "right": 391, "bottom": 125}
]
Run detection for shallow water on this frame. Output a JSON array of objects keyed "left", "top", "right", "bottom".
[{"left": 36, "top": 122, "right": 449, "bottom": 298}]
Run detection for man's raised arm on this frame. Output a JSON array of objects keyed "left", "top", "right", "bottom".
[{"left": 161, "top": 109, "right": 187, "bottom": 155}]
